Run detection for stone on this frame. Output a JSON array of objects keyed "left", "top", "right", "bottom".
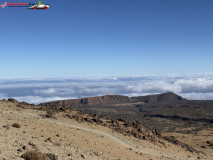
[
  {"left": 46, "top": 154, "right": 58, "bottom": 160},
  {"left": 29, "top": 142, "right": 35, "bottom": 146},
  {"left": 17, "top": 148, "right": 23, "bottom": 152},
  {"left": 81, "top": 154, "right": 86, "bottom": 158},
  {"left": 47, "top": 137, "right": 52, "bottom": 142},
  {"left": 68, "top": 153, "right": 72, "bottom": 156},
  {"left": 22, "top": 146, "right": 28, "bottom": 150}
]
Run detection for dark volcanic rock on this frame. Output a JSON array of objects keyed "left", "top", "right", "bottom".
[
  {"left": 46, "top": 153, "right": 58, "bottom": 160},
  {"left": 163, "top": 136, "right": 197, "bottom": 153},
  {"left": 8, "top": 98, "right": 18, "bottom": 103}
]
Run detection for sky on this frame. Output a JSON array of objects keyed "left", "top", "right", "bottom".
[{"left": 0, "top": 0, "right": 213, "bottom": 103}]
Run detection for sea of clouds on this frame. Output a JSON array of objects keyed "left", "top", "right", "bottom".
[{"left": 0, "top": 73, "right": 213, "bottom": 104}]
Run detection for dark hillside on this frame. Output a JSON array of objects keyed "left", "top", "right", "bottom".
[
  {"left": 40, "top": 92, "right": 213, "bottom": 133},
  {"left": 132, "top": 92, "right": 186, "bottom": 103}
]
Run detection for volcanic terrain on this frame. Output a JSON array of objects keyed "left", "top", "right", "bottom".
[{"left": 0, "top": 92, "right": 212, "bottom": 159}]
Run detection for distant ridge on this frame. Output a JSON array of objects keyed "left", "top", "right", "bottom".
[
  {"left": 40, "top": 92, "right": 186, "bottom": 107},
  {"left": 40, "top": 95, "right": 132, "bottom": 107},
  {"left": 133, "top": 92, "right": 186, "bottom": 103}
]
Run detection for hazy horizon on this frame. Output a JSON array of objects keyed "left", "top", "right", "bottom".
[{"left": 0, "top": 73, "right": 213, "bottom": 104}]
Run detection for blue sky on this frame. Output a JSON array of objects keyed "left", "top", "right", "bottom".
[{"left": 1, "top": 0, "right": 213, "bottom": 78}]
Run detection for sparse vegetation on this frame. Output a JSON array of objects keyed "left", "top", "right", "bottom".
[
  {"left": 168, "top": 136, "right": 176, "bottom": 139},
  {"left": 163, "top": 136, "right": 176, "bottom": 140},
  {"left": 12, "top": 123, "right": 20, "bottom": 128},
  {"left": 21, "top": 149, "right": 50, "bottom": 160},
  {"left": 44, "top": 111, "right": 56, "bottom": 119}
]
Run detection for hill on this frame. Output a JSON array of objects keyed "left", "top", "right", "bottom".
[
  {"left": 132, "top": 92, "right": 186, "bottom": 103},
  {"left": 40, "top": 95, "right": 133, "bottom": 107},
  {"left": 40, "top": 92, "right": 185, "bottom": 107}
]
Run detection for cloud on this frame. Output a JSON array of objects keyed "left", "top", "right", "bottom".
[
  {"left": 12, "top": 96, "right": 77, "bottom": 104},
  {"left": 0, "top": 73, "right": 213, "bottom": 104},
  {"left": 0, "top": 93, "right": 7, "bottom": 100},
  {"left": 34, "top": 88, "right": 56, "bottom": 95},
  {"left": 178, "top": 93, "right": 213, "bottom": 100}
]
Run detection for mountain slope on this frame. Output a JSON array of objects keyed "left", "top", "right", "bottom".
[{"left": 0, "top": 99, "right": 206, "bottom": 160}]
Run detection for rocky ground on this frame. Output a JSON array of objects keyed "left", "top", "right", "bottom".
[{"left": 0, "top": 99, "right": 210, "bottom": 160}]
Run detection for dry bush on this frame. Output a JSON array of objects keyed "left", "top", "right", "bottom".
[
  {"left": 12, "top": 123, "right": 20, "bottom": 128},
  {"left": 44, "top": 111, "right": 56, "bottom": 119},
  {"left": 21, "top": 149, "right": 50, "bottom": 160}
]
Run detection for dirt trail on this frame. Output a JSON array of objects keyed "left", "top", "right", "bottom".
[{"left": 3, "top": 111, "right": 139, "bottom": 149}]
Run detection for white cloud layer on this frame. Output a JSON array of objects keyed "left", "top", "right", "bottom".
[
  {"left": 12, "top": 96, "right": 77, "bottom": 104},
  {"left": 0, "top": 73, "right": 213, "bottom": 104}
]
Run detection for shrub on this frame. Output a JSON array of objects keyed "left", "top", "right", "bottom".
[
  {"left": 168, "top": 136, "right": 176, "bottom": 139},
  {"left": 21, "top": 149, "right": 50, "bottom": 160},
  {"left": 45, "top": 111, "right": 56, "bottom": 119},
  {"left": 12, "top": 123, "right": 20, "bottom": 128},
  {"left": 163, "top": 136, "right": 176, "bottom": 141}
]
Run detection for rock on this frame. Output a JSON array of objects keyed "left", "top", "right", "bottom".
[
  {"left": 56, "top": 134, "right": 59, "bottom": 137},
  {"left": 3, "top": 125, "right": 10, "bottom": 130},
  {"left": 54, "top": 142, "right": 61, "bottom": 146},
  {"left": 22, "top": 146, "right": 28, "bottom": 150},
  {"left": 92, "top": 118, "right": 103, "bottom": 124},
  {"left": 29, "top": 142, "right": 35, "bottom": 146},
  {"left": 68, "top": 153, "right": 72, "bottom": 156},
  {"left": 46, "top": 154, "right": 58, "bottom": 160},
  {"left": 17, "top": 148, "right": 23, "bottom": 152},
  {"left": 89, "top": 152, "right": 93, "bottom": 156},
  {"left": 45, "top": 137, "right": 52, "bottom": 142},
  {"left": 81, "top": 154, "right": 86, "bottom": 158}
]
